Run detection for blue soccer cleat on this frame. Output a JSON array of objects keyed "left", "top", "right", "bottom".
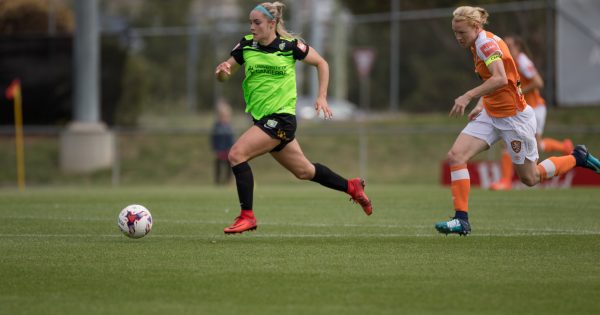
[
  {"left": 435, "top": 218, "right": 471, "bottom": 236},
  {"left": 572, "top": 145, "right": 600, "bottom": 174}
]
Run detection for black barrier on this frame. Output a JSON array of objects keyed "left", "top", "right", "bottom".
[{"left": 0, "top": 35, "right": 125, "bottom": 125}]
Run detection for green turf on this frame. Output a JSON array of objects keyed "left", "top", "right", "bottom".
[{"left": 1, "top": 185, "right": 600, "bottom": 314}]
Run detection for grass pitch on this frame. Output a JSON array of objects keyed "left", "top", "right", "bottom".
[{"left": 1, "top": 184, "right": 600, "bottom": 314}]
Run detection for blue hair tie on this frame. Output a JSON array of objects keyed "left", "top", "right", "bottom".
[{"left": 254, "top": 5, "right": 274, "bottom": 20}]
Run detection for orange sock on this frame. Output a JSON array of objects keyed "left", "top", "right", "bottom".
[
  {"left": 537, "top": 155, "right": 576, "bottom": 182},
  {"left": 500, "top": 150, "right": 513, "bottom": 182},
  {"left": 541, "top": 138, "right": 565, "bottom": 153},
  {"left": 450, "top": 164, "right": 470, "bottom": 212}
]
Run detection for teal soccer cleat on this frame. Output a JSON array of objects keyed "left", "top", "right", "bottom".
[
  {"left": 572, "top": 145, "right": 600, "bottom": 174},
  {"left": 435, "top": 218, "right": 471, "bottom": 236}
]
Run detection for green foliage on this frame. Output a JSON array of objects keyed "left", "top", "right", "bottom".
[
  {"left": 339, "top": 0, "right": 551, "bottom": 111},
  {"left": 402, "top": 51, "right": 476, "bottom": 112},
  {"left": 101, "top": 37, "right": 129, "bottom": 125},
  {"left": 99, "top": 0, "right": 555, "bottom": 116},
  {"left": 115, "top": 54, "right": 151, "bottom": 126},
  {"left": 128, "top": 0, "right": 193, "bottom": 28},
  {"left": 125, "top": 0, "right": 195, "bottom": 109}
]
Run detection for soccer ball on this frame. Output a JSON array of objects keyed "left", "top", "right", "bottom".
[{"left": 117, "top": 204, "right": 153, "bottom": 239}]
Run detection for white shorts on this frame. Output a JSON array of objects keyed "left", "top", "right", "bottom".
[
  {"left": 462, "top": 106, "right": 539, "bottom": 164},
  {"left": 533, "top": 104, "right": 546, "bottom": 135}
]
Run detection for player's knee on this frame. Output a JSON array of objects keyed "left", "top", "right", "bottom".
[
  {"left": 227, "top": 148, "right": 244, "bottom": 166},
  {"left": 447, "top": 149, "right": 467, "bottom": 165},
  {"left": 292, "top": 167, "right": 313, "bottom": 180},
  {"left": 520, "top": 175, "right": 537, "bottom": 187}
]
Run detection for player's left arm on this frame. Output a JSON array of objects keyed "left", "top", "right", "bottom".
[
  {"left": 451, "top": 53, "right": 508, "bottom": 117},
  {"left": 468, "top": 97, "right": 484, "bottom": 121},
  {"left": 302, "top": 48, "right": 333, "bottom": 120}
]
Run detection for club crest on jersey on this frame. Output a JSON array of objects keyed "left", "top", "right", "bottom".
[
  {"left": 277, "top": 130, "right": 290, "bottom": 141},
  {"left": 279, "top": 42, "right": 286, "bottom": 51},
  {"left": 511, "top": 140, "right": 522, "bottom": 153},
  {"left": 265, "top": 119, "right": 278, "bottom": 129}
]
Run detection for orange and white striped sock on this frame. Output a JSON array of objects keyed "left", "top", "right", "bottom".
[
  {"left": 541, "top": 138, "right": 565, "bottom": 153},
  {"left": 500, "top": 150, "right": 513, "bottom": 182},
  {"left": 450, "top": 164, "right": 470, "bottom": 212},
  {"left": 537, "top": 155, "right": 576, "bottom": 182}
]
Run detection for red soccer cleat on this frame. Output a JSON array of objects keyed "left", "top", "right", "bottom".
[
  {"left": 347, "top": 178, "right": 372, "bottom": 215},
  {"left": 224, "top": 215, "right": 257, "bottom": 234}
]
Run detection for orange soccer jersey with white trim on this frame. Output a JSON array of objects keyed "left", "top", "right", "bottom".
[
  {"left": 515, "top": 52, "right": 545, "bottom": 108},
  {"left": 470, "top": 31, "right": 527, "bottom": 117}
]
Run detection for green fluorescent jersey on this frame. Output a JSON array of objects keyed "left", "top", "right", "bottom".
[{"left": 231, "top": 34, "right": 309, "bottom": 120}]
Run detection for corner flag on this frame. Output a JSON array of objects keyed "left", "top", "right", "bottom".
[
  {"left": 6, "top": 79, "right": 21, "bottom": 100},
  {"left": 6, "top": 79, "right": 25, "bottom": 190}
]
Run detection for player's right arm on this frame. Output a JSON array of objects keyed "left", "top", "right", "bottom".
[
  {"left": 450, "top": 36, "right": 508, "bottom": 117},
  {"left": 451, "top": 57, "right": 507, "bottom": 117},
  {"left": 215, "top": 57, "right": 240, "bottom": 82}
]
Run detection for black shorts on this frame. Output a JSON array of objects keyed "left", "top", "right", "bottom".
[{"left": 254, "top": 113, "right": 297, "bottom": 152}]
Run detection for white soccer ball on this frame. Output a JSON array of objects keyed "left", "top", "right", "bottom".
[{"left": 117, "top": 204, "right": 153, "bottom": 239}]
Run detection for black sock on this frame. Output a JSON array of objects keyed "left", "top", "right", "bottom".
[
  {"left": 232, "top": 162, "right": 253, "bottom": 210},
  {"left": 454, "top": 210, "right": 468, "bottom": 221},
  {"left": 310, "top": 163, "right": 348, "bottom": 192}
]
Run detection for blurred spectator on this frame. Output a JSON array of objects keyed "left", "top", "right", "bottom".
[{"left": 210, "top": 99, "right": 234, "bottom": 185}]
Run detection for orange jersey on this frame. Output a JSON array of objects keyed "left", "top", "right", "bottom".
[
  {"left": 470, "top": 31, "right": 527, "bottom": 117},
  {"left": 515, "top": 52, "right": 545, "bottom": 108}
]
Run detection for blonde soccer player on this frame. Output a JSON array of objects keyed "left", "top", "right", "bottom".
[
  {"left": 435, "top": 6, "right": 600, "bottom": 235},
  {"left": 215, "top": 2, "right": 372, "bottom": 234}
]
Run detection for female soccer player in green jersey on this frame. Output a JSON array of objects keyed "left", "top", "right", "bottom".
[{"left": 215, "top": 2, "right": 372, "bottom": 234}]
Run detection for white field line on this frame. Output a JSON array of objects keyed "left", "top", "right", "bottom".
[
  {"left": 2, "top": 215, "right": 600, "bottom": 233},
  {"left": 2, "top": 216, "right": 600, "bottom": 237},
  {"left": 1, "top": 229, "right": 600, "bottom": 239}
]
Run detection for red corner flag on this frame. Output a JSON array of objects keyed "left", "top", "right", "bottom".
[{"left": 6, "top": 79, "right": 21, "bottom": 100}]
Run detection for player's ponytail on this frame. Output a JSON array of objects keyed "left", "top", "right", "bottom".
[
  {"left": 258, "top": 1, "right": 297, "bottom": 40},
  {"left": 453, "top": 6, "right": 489, "bottom": 27}
]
